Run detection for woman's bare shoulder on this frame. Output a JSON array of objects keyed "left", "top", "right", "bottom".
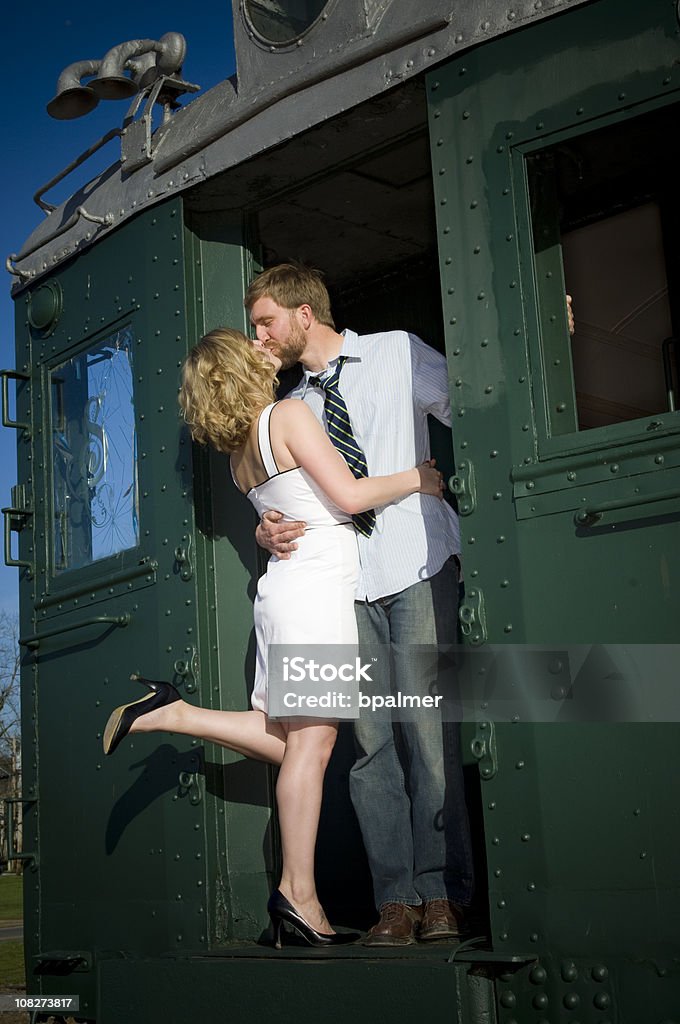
[{"left": 272, "top": 397, "right": 316, "bottom": 424}]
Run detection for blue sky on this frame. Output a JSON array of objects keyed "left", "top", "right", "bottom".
[{"left": 1, "top": 3, "right": 237, "bottom": 614}]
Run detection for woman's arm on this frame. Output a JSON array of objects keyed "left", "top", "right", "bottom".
[{"left": 273, "top": 399, "right": 442, "bottom": 514}]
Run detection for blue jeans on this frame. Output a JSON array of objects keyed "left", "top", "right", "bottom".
[{"left": 350, "top": 557, "right": 474, "bottom": 910}]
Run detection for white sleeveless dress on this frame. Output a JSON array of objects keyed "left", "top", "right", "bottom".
[{"left": 235, "top": 404, "right": 360, "bottom": 713}]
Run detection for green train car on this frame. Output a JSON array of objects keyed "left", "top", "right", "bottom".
[{"left": 3, "top": 0, "right": 680, "bottom": 1021}]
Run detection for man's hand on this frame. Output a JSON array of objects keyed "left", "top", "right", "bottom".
[{"left": 256, "top": 510, "right": 306, "bottom": 559}]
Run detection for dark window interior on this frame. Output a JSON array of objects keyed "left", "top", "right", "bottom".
[{"left": 528, "top": 102, "right": 680, "bottom": 431}]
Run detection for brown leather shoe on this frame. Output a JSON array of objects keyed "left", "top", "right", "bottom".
[
  {"left": 362, "top": 902, "right": 423, "bottom": 946},
  {"left": 419, "top": 899, "right": 468, "bottom": 941}
]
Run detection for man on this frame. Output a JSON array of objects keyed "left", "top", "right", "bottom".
[{"left": 245, "top": 263, "right": 473, "bottom": 945}]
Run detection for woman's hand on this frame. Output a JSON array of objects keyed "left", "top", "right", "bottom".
[{"left": 417, "top": 459, "right": 445, "bottom": 499}]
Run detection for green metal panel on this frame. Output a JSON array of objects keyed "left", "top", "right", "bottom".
[
  {"left": 427, "top": 0, "right": 680, "bottom": 1018},
  {"left": 12, "top": 199, "right": 226, "bottom": 1017},
  {"left": 183, "top": 209, "right": 278, "bottom": 940}
]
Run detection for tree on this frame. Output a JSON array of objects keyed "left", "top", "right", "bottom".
[{"left": 0, "top": 611, "right": 21, "bottom": 871}]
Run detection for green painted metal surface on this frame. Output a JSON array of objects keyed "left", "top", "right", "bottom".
[{"left": 428, "top": 0, "right": 680, "bottom": 1019}]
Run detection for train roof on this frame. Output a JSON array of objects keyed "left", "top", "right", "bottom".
[{"left": 9, "top": 0, "right": 591, "bottom": 291}]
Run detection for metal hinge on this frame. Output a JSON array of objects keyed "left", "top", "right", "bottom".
[
  {"left": 470, "top": 720, "right": 498, "bottom": 779},
  {"left": 449, "top": 459, "right": 476, "bottom": 516},
  {"left": 459, "top": 586, "right": 487, "bottom": 646}
]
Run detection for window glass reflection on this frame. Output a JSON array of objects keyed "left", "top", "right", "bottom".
[
  {"left": 246, "top": 0, "right": 328, "bottom": 44},
  {"left": 51, "top": 327, "right": 139, "bottom": 572}
]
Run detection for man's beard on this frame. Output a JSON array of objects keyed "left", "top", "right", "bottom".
[{"left": 272, "top": 314, "right": 307, "bottom": 370}]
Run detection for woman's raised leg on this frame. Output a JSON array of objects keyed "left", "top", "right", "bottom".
[{"left": 129, "top": 700, "right": 287, "bottom": 764}]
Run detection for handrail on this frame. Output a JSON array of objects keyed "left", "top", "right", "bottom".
[
  {"left": 574, "top": 486, "right": 680, "bottom": 526},
  {"left": 3, "top": 797, "right": 38, "bottom": 866},
  {"left": 19, "top": 613, "right": 131, "bottom": 649}
]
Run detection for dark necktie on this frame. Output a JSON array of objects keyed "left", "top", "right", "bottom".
[{"left": 310, "top": 357, "right": 376, "bottom": 537}]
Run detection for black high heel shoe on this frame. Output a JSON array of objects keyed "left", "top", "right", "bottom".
[
  {"left": 103, "top": 674, "right": 182, "bottom": 756},
  {"left": 267, "top": 889, "right": 359, "bottom": 948}
]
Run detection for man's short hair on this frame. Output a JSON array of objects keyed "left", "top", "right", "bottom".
[{"left": 244, "top": 262, "right": 335, "bottom": 329}]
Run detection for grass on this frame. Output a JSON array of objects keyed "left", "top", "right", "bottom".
[
  {"left": 0, "top": 940, "right": 25, "bottom": 989},
  {"left": 0, "top": 874, "right": 23, "bottom": 921}
]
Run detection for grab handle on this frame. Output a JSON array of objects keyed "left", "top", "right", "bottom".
[
  {"left": 0, "top": 369, "right": 30, "bottom": 432},
  {"left": 19, "top": 613, "right": 131, "bottom": 649},
  {"left": 574, "top": 486, "right": 680, "bottom": 527}
]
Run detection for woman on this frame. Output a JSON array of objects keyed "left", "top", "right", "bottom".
[{"left": 103, "top": 327, "right": 444, "bottom": 947}]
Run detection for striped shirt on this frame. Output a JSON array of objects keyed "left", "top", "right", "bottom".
[{"left": 288, "top": 329, "right": 460, "bottom": 602}]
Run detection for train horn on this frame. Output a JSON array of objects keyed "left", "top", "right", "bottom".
[
  {"left": 91, "top": 32, "right": 187, "bottom": 101},
  {"left": 46, "top": 60, "right": 101, "bottom": 120},
  {"left": 46, "top": 33, "right": 187, "bottom": 119}
]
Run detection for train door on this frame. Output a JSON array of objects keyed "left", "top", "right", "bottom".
[
  {"left": 8, "top": 198, "right": 262, "bottom": 1013},
  {"left": 428, "top": 0, "right": 680, "bottom": 1014}
]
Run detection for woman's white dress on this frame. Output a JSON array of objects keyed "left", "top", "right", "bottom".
[{"left": 235, "top": 403, "right": 360, "bottom": 713}]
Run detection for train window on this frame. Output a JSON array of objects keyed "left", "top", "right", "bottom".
[
  {"left": 50, "top": 327, "right": 139, "bottom": 573},
  {"left": 244, "top": 0, "right": 329, "bottom": 45},
  {"left": 526, "top": 101, "right": 679, "bottom": 435}
]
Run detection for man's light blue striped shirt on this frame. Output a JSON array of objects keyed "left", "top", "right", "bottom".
[{"left": 288, "top": 328, "right": 460, "bottom": 602}]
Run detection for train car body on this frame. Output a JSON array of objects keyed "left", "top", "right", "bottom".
[{"left": 4, "top": 0, "right": 680, "bottom": 1021}]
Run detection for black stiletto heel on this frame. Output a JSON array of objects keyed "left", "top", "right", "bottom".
[
  {"left": 103, "top": 674, "right": 182, "bottom": 756},
  {"left": 267, "top": 889, "right": 359, "bottom": 947}
]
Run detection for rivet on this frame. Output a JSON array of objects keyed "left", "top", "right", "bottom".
[
  {"left": 561, "top": 962, "right": 578, "bottom": 982},
  {"left": 527, "top": 882, "right": 536, "bottom": 892},
  {"left": 533, "top": 993, "right": 548, "bottom": 1010},
  {"left": 592, "top": 964, "right": 609, "bottom": 981},
  {"left": 529, "top": 932, "right": 539, "bottom": 942},
  {"left": 494, "top": 490, "right": 503, "bottom": 499},
  {"left": 485, "top": 385, "right": 493, "bottom": 393},
  {"left": 654, "top": 455, "right": 664, "bottom": 465},
  {"left": 594, "top": 993, "right": 611, "bottom": 1010},
  {"left": 488, "top": 801, "right": 496, "bottom": 809},
  {"left": 618, "top": 92, "right": 626, "bottom": 100},
  {"left": 500, "top": 580, "right": 509, "bottom": 589},
  {"left": 563, "top": 992, "right": 579, "bottom": 1009},
  {"left": 610, "top": 463, "right": 619, "bottom": 474},
  {"left": 516, "top": 760, "right": 525, "bottom": 769},
  {"left": 490, "top": 449, "right": 498, "bottom": 458},
  {"left": 521, "top": 832, "right": 531, "bottom": 842},
  {"left": 504, "top": 624, "right": 513, "bottom": 633},
  {"left": 529, "top": 964, "right": 546, "bottom": 984},
  {"left": 499, "top": 932, "right": 508, "bottom": 940},
  {"left": 506, "top": 233, "right": 513, "bottom": 241},
  {"left": 536, "top": 121, "right": 544, "bottom": 130},
  {"left": 466, "top": 155, "right": 474, "bottom": 164},
  {"left": 497, "top": 145, "right": 505, "bottom": 153},
  {"left": 481, "top": 338, "right": 488, "bottom": 347},
  {"left": 497, "top": 535, "right": 505, "bottom": 543},
  {"left": 473, "top": 245, "right": 481, "bottom": 253},
  {"left": 470, "top": 200, "right": 478, "bottom": 209},
  {"left": 499, "top": 991, "right": 516, "bottom": 1008},
  {"left": 640, "top": 850, "right": 647, "bottom": 858},
  {"left": 556, "top": 402, "right": 566, "bottom": 412},
  {"left": 497, "top": 898, "right": 506, "bottom": 908},
  {"left": 567, "top": 471, "right": 576, "bottom": 481},
  {"left": 492, "top": 836, "right": 500, "bottom": 845},
  {"left": 576, "top": 106, "right": 584, "bottom": 115},
  {"left": 494, "top": 868, "right": 502, "bottom": 877}
]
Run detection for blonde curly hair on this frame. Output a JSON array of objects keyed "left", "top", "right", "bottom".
[{"left": 179, "top": 328, "right": 277, "bottom": 453}]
